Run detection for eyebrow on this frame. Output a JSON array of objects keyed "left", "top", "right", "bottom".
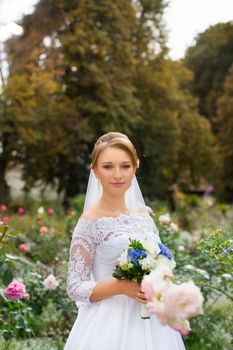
[{"left": 101, "top": 161, "right": 132, "bottom": 164}]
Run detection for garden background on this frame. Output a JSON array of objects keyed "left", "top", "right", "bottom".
[{"left": 0, "top": 1, "right": 232, "bottom": 349}]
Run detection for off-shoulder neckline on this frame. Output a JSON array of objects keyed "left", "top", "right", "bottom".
[{"left": 79, "top": 213, "right": 152, "bottom": 223}]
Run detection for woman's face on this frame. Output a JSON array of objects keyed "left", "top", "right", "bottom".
[{"left": 93, "top": 147, "right": 136, "bottom": 196}]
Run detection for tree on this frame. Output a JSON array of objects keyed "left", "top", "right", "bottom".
[
  {"left": 216, "top": 64, "right": 233, "bottom": 201},
  {"left": 185, "top": 22, "right": 233, "bottom": 131},
  {"left": 3, "top": 0, "right": 147, "bottom": 202}
]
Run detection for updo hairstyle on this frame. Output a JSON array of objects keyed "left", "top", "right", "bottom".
[{"left": 91, "top": 132, "right": 139, "bottom": 168}]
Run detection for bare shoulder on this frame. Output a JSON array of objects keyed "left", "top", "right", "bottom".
[{"left": 80, "top": 207, "right": 101, "bottom": 220}]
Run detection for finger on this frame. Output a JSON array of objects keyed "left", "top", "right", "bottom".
[
  {"left": 136, "top": 292, "right": 147, "bottom": 302},
  {"left": 135, "top": 297, "right": 147, "bottom": 304}
]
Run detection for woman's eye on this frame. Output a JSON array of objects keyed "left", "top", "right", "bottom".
[
  {"left": 122, "top": 165, "right": 131, "bottom": 169},
  {"left": 103, "top": 165, "right": 112, "bottom": 169}
]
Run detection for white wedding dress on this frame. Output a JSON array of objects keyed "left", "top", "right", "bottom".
[{"left": 64, "top": 213, "right": 186, "bottom": 350}]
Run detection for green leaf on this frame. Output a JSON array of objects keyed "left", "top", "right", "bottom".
[{"left": 2, "top": 267, "right": 13, "bottom": 286}]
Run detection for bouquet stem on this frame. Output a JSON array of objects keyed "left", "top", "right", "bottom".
[{"left": 141, "top": 304, "right": 150, "bottom": 319}]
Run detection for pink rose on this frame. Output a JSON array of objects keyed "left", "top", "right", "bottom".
[
  {"left": 164, "top": 281, "right": 204, "bottom": 320},
  {"left": 18, "top": 207, "right": 25, "bottom": 214},
  {"left": 39, "top": 226, "right": 49, "bottom": 234},
  {"left": 0, "top": 204, "right": 7, "bottom": 212},
  {"left": 43, "top": 274, "right": 59, "bottom": 290},
  {"left": 4, "top": 280, "right": 26, "bottom": 300},
  {"left": 18, "top": 243, "right": 31, "bottom": 253},
  {"left": 2, "top": 216, "right": 9, "bottom": 225},
  {"left": 37, "top": 219, "right": 43, "bottom": 225},
  {"left": 141, "top": 275, "right": 154, "bottom": 301},
  {"left": 47, "top": 208, "right": 55, "bottom": 215}
]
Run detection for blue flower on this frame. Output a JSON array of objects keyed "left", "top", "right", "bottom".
[
  {"left": 158, "top": 242, "right": 173, "bottom": 260},
  {"left": 128, "top": 248, "right": 147, "bottom": 266}
]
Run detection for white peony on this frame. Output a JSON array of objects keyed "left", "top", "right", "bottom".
[{"left": 159, "top": 213, "right": 171, "bottom": 225}]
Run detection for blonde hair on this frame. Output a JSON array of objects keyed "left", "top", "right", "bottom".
[{"left": 91, "top": 132, "right": 139, "bottom": 168}]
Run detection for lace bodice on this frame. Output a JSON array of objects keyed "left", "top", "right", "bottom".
[{"left": 66, "top": 214, "right": 160, "bottom": 304}]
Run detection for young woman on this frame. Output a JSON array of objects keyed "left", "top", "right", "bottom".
[{"left": 65, "top": 132, "right": 185, "bottom": 350}]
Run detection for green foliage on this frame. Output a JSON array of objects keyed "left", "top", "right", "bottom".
[
  {"left": 0, "top": 223, "right": 21, "bottom": 286},
  {"left": 1, "top": 198, "right": 233, "bottom": 348},
  {"left": 184, "top": 302, "right": 232, "bottom": 350},
  {"left": 157, "top": 217, "right": 233, "bottom": 350},
  {"left": 185, "top": 22, "right": 233, "bottom": 120},
  {"left": 0, "top": 0, "right": 219, "bottom": 203},
  {"left": 216, "top": 64, "right": 233, "bottom": 201}
]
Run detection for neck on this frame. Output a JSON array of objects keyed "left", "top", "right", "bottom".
[{"left": 99, "top": 194, "right": 128, "bottom": 214}]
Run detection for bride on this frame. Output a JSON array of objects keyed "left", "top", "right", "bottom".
[{"left": 64, "top": 132, "right": 186, "bottom": 350}]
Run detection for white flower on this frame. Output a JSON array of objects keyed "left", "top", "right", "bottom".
[
  {"left": 159, "top": 213, "right": 171, "bottom": 225},
  {"left": 43, "top": 274, "right": 59, "bottom": 290},
  {"left": 155, "top": 255, "right": 176, "bottom": 270},
  {"left": 170, "top": 222, "right": 179, "bottom": 233},
  {"left": 37, "top": 206, "right": 45, "bottom": 214},
  {"left": 140, "top": 256, "right": 157, "bottom": 271},
  {"left": 143, "top": 239, "right": 160, "bottom": 256},
  {"left": 118, "top": 250, "right": 128, "bottom": 266}
]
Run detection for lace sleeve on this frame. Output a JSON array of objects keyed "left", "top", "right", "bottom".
[{"left": 67, "top": 219, "right": 97, "bottom": 304}]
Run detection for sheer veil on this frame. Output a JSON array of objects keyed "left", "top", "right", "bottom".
[{"left": 83, "top": 169, "right": 150, "bottom": 213}]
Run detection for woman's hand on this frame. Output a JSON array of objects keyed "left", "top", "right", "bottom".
[{"left": 117, "top": 279, "right": 147, "bottom": 304}]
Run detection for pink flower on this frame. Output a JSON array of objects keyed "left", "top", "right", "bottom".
[
  {"left": 47, "top": 208, "right": 55, "bottom": 215},
  {"left": 4, "top": 280, "right": 26, "bottom": 300},
  {"left": 2, "top": 216, "right": 9, "bottom": 225},
  {"left": 178, "top": 245, "right": 185, "bottom": 252},
  {"left": 37, "top": 219, "right": 43, "bottom": 225},
  {"left": 18, "top": 207, "right": 25, "bottom": 214},
  {"left": 168, "top": 319, "right": 191, "bottom": 336},
  {"left": 141, "top": 275, "right": 154, "bottom": 301},
  {"left": 18, "top": 243, "right": 31, "bottom": 253},
  {"left": 39, "top": 226, "right": 49, "bottom": 234},
  {"left": 43, "top": 274, "right": 59, "bottom": 290},
  {"left": 164, "top": 281, "right": 203, "bottom": 320},
  {"left": 150, "top": 265, "right": 173, "bottom": 296},
  {"left": 0, "top": 204, "right": 7, "bottom": 212}
]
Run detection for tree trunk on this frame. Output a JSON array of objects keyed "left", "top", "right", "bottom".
[{"left": 0, "top": 158, "right": 10, "bottom": 203}]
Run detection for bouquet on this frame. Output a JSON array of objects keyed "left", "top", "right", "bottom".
[
  {"left": 141, "top": 265, "right": 204, "bottom": 335},
  {"left": 112, "top": 238, "right": 175, "bottom": 319}
]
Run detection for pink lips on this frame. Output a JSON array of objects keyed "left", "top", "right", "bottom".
[{"left": 111, "top": 183, "right": 125, "bottom": 187}]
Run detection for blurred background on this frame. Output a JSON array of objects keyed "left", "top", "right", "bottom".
[{"left": 0, "top": 0, "right": 232, "bottom": 206}]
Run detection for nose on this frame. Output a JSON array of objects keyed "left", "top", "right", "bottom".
[{"left": 113, "top": 167, "right": 122, "bottom": 180}]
